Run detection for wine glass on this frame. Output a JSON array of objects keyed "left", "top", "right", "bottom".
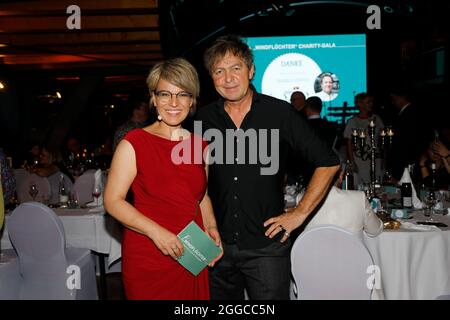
[
  {"left": 92, "top": 186, "right": 101, "bottom": 206},
  {"left": 29, "top": 184, "right": 39, "bottom": 201},
  {"left": 424, "top": 191, "right": 438, "bottom": 221}
]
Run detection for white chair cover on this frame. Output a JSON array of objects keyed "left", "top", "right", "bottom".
[
  {"left": 47, "top": 172, "right": 73, "bottom": 205},
  {"left": 17, "top": 174, "right": 51, "bottom": 203},
  {"left": 72, "top": 171, "right": 95, "bottom": 205},
  {"left": 13, "top": 169, "right": 30, "bottom": 196},
  {"left": 291, "top": 225, "right": 375, "bottom": 300},
  {"left": 7, "top": 202, "right": 98, "bottom": 299}
]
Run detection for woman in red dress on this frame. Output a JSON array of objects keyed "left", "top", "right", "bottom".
[{"left": 104, "top": 58, "right": 223, "bottom": 299}]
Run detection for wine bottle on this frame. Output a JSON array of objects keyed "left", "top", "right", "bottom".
[
  {"left": 401, "top": 182, "right": 412, "bottom": 209},
  {"left": 342, "top": 160, "right": 355, "bottom": 190},
  {"left": 59, "top": 174, "right": 69, "bottom": 204}
]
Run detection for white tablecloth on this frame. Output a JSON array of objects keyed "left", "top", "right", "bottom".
[
  {"left": 363, "top": 212, "right": 450, "bottom": 300},
  {"left": 1, "top": 206, "right": 122, "bottom": 267}
]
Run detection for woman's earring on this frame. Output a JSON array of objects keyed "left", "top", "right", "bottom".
[{"left": 157, "top": 114, "right": 162, "bottom": 121}]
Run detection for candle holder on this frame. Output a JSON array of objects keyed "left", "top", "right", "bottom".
[{"left": 351, "top": 120, "right": 394, "bottom": 199}]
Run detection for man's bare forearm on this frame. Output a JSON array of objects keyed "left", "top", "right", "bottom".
[{"left": 294, "top": 164, "right": 340, "bottom": 218}]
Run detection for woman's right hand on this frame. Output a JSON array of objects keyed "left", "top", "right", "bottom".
[{"left": 149, "top": 225, "right": 184, "bottom": 260}]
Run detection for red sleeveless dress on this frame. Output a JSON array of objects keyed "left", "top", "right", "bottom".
[{"left": 122, "top": 128, "right": 209, "bottom": 300}]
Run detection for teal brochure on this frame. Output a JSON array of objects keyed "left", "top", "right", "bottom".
[{"left": 177, "top": 221, "right": 222, "bottom": 276}]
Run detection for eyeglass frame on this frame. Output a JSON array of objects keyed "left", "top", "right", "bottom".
[{"left": 153, "top": 90, "right": 193, "bottom": 102}]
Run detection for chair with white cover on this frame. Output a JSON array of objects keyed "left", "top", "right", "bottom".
[
  {"left": 72, "top": 171, "right": 95, "bottom": 206},
  {"left": 16, "top": 173, "right": 51, "bottom": 203},
  {"left": 0, "top": 249, "right": 21, "bottom": 300},
  {"left": 47, "top": 172, "right": 73, "bottom": 205},
  {"left": 13, "top": 168, "right": 30, "bottom": 193},
  {"left": 291, "top": 225, "right": 375, "bottom": 300},
  {"left": 7, "top": 202, "right": 98, "bottom": 299}
]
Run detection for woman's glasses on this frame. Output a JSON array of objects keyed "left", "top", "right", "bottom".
[{"left": 154, "top": 90, "right": 193, "bottom": 104}]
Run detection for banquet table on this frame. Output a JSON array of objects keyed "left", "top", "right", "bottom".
[
  {"left": 363, "top": 210, "right": 450, "bottom": 300},
  {"left": 1, "top": 206, "right": 121, "bottom": 267}
]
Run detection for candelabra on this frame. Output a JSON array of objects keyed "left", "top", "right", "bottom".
[{"left": 351, "top": 119, "right": 394, "bottom": 198}]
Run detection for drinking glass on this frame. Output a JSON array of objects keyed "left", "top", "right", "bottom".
[
  {"left": 92, "top": 186, "right": 101, "bottom": 206},
  {"left": 424, "top": 191, "right": 438, "bottom": 221},
  {"left": 29, "top": 184, "right": 39, "bottom": 201}
]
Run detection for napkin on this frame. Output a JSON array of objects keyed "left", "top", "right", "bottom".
[
  {"left": 400, "top": 221, "right": 440, "bottom": 231},
  {"left": 399, "top": 167, "right": 423, "bottom": 209}
]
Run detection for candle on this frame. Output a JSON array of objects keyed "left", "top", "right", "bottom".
[
  {"left": 380, "top": 129, "right": 386, "bottom": 136},
  {"left": 352, "top": 128, "right": 358, "bottom": 136},
  {"left": 359, "top": 131, "right": 366, "bottom": 138},
  {"left": 369, "top": 120, "right": 375, "bottom": 128},
  {"left": 387, "top": 128, "right": 394, "bottom": 136}
]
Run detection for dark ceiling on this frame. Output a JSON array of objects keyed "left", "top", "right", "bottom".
[
  {"left": 1, "top": 0, "right": 448, "bottom": 94},
  {"left": 0, "top": 0, "right": 163, "bottom": 95},
  {"left": 0, "top": 0, "right": 448, "bottom": 154}
]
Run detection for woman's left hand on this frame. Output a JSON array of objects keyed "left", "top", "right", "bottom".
[{"left": 205, "top": 226, "right": 223, "bottom": 267}]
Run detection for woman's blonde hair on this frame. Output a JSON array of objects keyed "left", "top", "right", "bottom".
[{"left": 146, "top": 58, "right": 200, "bottom": 113}]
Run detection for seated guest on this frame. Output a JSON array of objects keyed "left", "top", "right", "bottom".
[
  {"left": 302, "top": 169, "right": 383, "bottom": 239},
  {"left": 30, "top": 147, "right": 60, "bottom": 177},
  {"left": 30, "top": 147, "right": 74, "bottom": 203},
  {"left": 0, "top": 147, "right": 16, "bottom": 204},
  {"left": 432, "top": 140, "right": 450, "bottom": 175},
  {"left": 22, "top": 142, "right": 41, "bottom": 169},
  {"left": 417, "top": 140, "right": 450, "bottom": 189},
  {"left": 304, "top": 185, "right": 383, "bottom": 239},
  {"left": 30, "top": 147, "right": 72, "bottom": 182}
]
